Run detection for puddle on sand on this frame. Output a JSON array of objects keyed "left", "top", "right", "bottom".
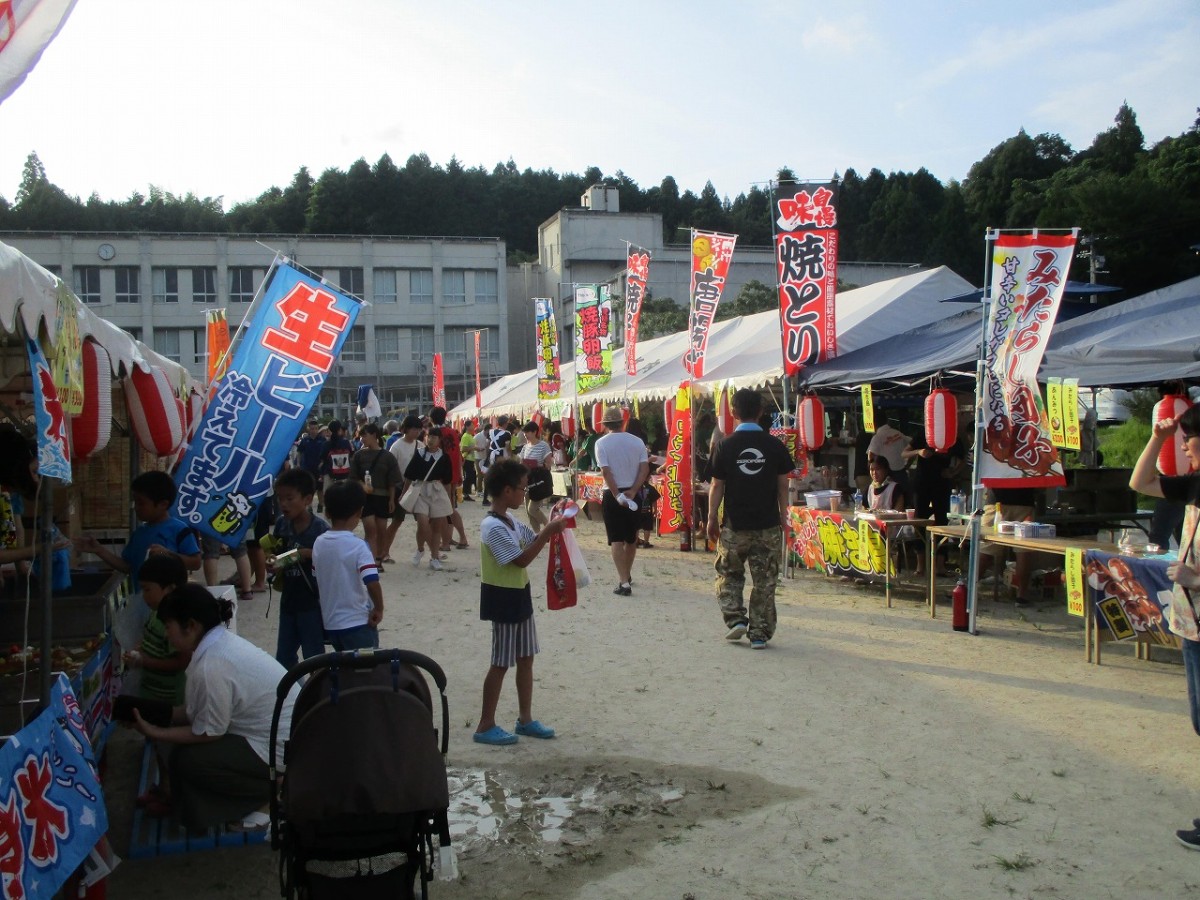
[{"left": 447, "top": 768, "right": 685, "bottom": 853}]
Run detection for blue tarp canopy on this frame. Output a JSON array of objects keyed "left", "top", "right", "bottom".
[
  {"left": 1040, "top": 275, "right": 1200, "bottom": 386},
  {"left": 801, "top": 275, "right": 1200, "bottom": 390}
]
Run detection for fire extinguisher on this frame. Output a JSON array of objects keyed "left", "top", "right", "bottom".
[{"left": 952, "top": 579, "right": 969, "bottom": 632}]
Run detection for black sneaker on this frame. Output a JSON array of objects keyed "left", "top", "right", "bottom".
[
  {"left": 613, "top": 583, "right": 632, "bottom": 596},
  {"left": 1177, "top": 827, "right": 1200, "bottom": 851}
]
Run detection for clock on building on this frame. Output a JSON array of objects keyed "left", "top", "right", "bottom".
[{"left": 97, "top": 243, "right": 115, "bottom": 260}]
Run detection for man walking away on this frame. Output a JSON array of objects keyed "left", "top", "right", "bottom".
[
  {"left": 707, "top": 389, "right": 794, "bottom": 649},
  {"left": 594, "top": 408, "right": 649, "bottom": 596}
]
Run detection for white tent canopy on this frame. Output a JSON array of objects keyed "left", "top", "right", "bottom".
[
  {"left": 448, "top": 266, "right": 973, "bottom": 420},
  {"left": 0, "top": 239, "right": 194, "bottom": 389}
]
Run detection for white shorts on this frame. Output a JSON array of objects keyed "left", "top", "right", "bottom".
[{"left": 412, "top": 482, "right": 453, "bottom": 518}]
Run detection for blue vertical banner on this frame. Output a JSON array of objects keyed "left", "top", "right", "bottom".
[
  {"left": 175, "top": 261, "right": 363, "bottom": 544},
  {"left": 0, "top": 674, "right": 108, "bottom": 900},
  {"left": 26, "top": 338, "right": 72, "bottom": 483}
]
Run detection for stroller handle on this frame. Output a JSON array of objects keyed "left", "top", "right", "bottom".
[{"left": 275, "top": 648, "right": 448, "bottom": 700}]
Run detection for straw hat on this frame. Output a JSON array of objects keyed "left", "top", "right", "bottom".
[{"left": 601, "top": 406, "right": 625, "bottom": 426}]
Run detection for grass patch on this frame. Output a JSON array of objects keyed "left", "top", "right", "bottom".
[{"left": 992, "top": 852, "right": 1037, "bottom": 871}]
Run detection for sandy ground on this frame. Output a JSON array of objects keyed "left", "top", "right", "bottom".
[{"left": 101, "top": 499, "right": 1200, "bottom": 899}]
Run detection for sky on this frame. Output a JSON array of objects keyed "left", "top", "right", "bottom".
[{"left": 1, "top": 0, "right": 1197, "bottom": 209}]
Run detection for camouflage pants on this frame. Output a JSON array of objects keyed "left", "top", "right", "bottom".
[{"left": 715, "top": 525, "right": 781, "bottom": 642}]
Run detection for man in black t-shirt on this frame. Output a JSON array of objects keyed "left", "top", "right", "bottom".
[{"left": 707, "top": 389, "right": 794, "bottom": 649}]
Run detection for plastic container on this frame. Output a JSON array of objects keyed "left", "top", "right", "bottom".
[{"left": 803, "top": 490, "right": 842, "bottom": 510}]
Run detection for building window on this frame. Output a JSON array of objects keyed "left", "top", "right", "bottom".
[
  {"left": 73, "top": 266, "right": 101, "bottom": 304},
  {"left": 444, "top": 327, "right": 467, "bottom": 359},
  {"left": 336, "top": 267, "right": 364, "bottom": 297},
  {"left": 409, "top": 269, "right": 433, "bottom": 304},
  {"left": 375, "top": 326, "right": 401, "bottom": 362},
  {"left": 42, "top": 264, "right": 61, "bottom": 277},
  {"left": 153, "top": 328, "right": 182, "bottom": 362},
  {"left": 192, "top": 267, "right": 217, "bottom": 304},
  {"left": 442, "top": 269, "right": 466, "bottom": 304},
  {"left": 474, "top": 270, "right": 498, "bottom": 304},
  {"left": 126, "top": 327, "right": 142, "bottom": 342},
  {"left": 341, "top": 326, "right": 366, "bottom": 362},
  {"left": 229, "top": 267, "right": 256, "bottom": 303},
  {"left": 373, "top": 268, "right": 398, "bottom": 303},
  {"left": 190, "top": 327, "right": 206, "bottom": 369},
  {"left": 410, "top": 327, "right": 434, "bottom": 360},
  {"left": 115, "top": 266, "right": 140, "bottom": 303},
  {"left": 152, "top": 267, "right": 179, "bottom": 303}
]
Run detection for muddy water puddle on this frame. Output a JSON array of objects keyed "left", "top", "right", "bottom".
[{"left": 447, "top": 767, "right": 685, "bottom": 852}]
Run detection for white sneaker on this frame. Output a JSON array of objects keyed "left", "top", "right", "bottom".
[
  {"left": 411, "top": 551, "right": 423, "bottom": 566},
  {"left": 429, "top": 558, "right": 443, "bottom": 571}
]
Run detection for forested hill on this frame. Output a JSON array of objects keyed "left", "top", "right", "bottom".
[{"left": 2, "top": 104, "right": 1197, "bottom": 297}]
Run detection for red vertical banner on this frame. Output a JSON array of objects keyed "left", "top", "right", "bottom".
[
  {"left": 432, "top": 352, "right": 446, "bottom": 408},
  {"left": 624, "top": 246, "right": 651, "bottom": 376},
  {"left": 683, "top": 231, "right": 737, "bottom": 378},
  {"left": 659, "top": 383, "right": 693, "bottom": 535},
  {"left": 774, "top": 182, "right": 839, "bottom": 375},
  {"left": 980, "top": 232, "right": 1076, "bottom": 488},
  {"left": 474, "top": 330, "right": 482, "bottom": 408},
  {"left": 205, "top": 308, "right": 231, "bottom": 387}
]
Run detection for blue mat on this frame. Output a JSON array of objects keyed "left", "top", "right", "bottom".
[{"left": 128, "top": 741, "right": 269, "bottom": 859}]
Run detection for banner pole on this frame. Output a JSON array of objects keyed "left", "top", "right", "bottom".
[{"left": 966, "top": 228, "right": 997, "bottom": 635}]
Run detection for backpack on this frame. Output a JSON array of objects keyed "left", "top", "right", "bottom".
[{"left": 484, "top": 428, "right": 508, "bottom": 470}]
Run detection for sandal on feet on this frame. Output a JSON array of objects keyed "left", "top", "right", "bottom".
[
  {"left": 454, "top": 542, "right": 470, "bottom": 550},
  {"left": 381, "top": 556, "right": 395, "bottom": 564},
  {"left": 472, "top": 725, "right": 518, "bottom": 746},
  {"left": 227, "top": 810, "right": 270, "bottom": 833},
  {"left": 135, "top": 785, "right": 168, "bottom": 808},
  {"left": 515, "top": 719, "right": 555, "bottom": 739},
  {"left": 238, "top": 590, "right": 255, "bottom": 603}
]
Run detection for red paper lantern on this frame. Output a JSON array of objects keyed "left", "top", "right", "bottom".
[
  {"left": 717, "top": 386, "right": 734, "bottom": 434},
  {"left": 591, "top": 403, "right": 605, "bottom": 432},
  {"left": 1156, "top": 394, "right": 1194, "bottom": 476},
  {"left": 69, "top": 340, "right": 112, "bottom": 461},
  {"left": 560, "top": 406, "right": 576, "bottom": 439},
  {"left": 125, "top": 365, "right": 185, "bottom": 456},
  {"left": 664, "top": 395, "right": 675, "bottom": 429},
  {"left": 798, "top": 395, "right": 825, "bottom": 451},
  {"left": 925, "top": 388, "right": 958, "bottom": 453}
]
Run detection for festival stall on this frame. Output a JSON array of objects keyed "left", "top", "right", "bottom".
[{"left": 0, "top": 239, "right": 198, "bottom": 896}]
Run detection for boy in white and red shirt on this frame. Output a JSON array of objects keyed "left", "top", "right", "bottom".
[{"left": 311, "top": 480, "right": 383, "bottom": 651}]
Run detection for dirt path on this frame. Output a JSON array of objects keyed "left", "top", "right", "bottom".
[{"left": 105, "top": 501, "right": 1200, "bottom": 899}]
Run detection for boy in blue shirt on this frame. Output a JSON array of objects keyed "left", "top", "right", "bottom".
[
  {"left": 268, "top": 468, "right": 329, "bottom": 667},
  {"left": 79, "top": 471, "right": 201, "bottom": 583}
]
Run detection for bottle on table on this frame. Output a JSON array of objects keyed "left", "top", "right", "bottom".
[{"left": 852, "top": 489, "right": 863, "bottom": 511}]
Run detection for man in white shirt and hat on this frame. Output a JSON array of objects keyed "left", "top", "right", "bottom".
[{"left": 594, "top": 407, "right": 649, "bottom": 596}]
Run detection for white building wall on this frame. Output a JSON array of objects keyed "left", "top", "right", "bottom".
[{"left": 3, "top": 232, "right": 509, "bottom": 418}]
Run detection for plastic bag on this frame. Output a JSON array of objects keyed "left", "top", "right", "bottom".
[{"left": 564, "top": 529, "right": 590, "bottom": 587}]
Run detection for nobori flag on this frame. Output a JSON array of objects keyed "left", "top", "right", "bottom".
[{"left": 175, "top": 261, "right": 363, "bottom": 545}]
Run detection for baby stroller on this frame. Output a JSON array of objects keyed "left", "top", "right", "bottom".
[{"left": 270, "top": 649, "right": 452, "bottom": 900}]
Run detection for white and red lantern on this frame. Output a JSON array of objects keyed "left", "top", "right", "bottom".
[
  {"left": 531, "top": 410, "right": 546, "bottom": 430},
  {"left": 124, "top": 365, "right": 185, "bottom": 456},
  {"left": 1156, "top": 394, "right": 1194, "bottom": 475},
  {"left": 69, "top": 340, "right": 112, "bottom": 461},
  {"left": 716, "top": 385, "right": 734, "bottom": 434},
  {"left": 591, "top": 403, "right": 605, "bottom": 433},
  {"left": 561, "top": 405, "right": 576, "bottom": 439},
  {"left": 925, "top": 387, "right": 958, "bottom": 453},
  {"left": 664, "top": 395, "right": 676, "bottom": 431},
  {"left": 798, "top": 395, "right": 825, "bottom": 451}
]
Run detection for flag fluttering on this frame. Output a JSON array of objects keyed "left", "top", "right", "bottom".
[{"left": 683, "top": 231, "right": 736, "bottom": 378}]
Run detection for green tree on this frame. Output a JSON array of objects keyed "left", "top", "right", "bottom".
[{"left": 716, "top": 279, "right": 776, "bottom": 321}]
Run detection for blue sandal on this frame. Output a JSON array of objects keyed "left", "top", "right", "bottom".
[
  {"left": 473, "top": 726, "right": 518, "bottom": 746},
  {"left": 515, "top": 719, "right": 556, "bottom": 739}
]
